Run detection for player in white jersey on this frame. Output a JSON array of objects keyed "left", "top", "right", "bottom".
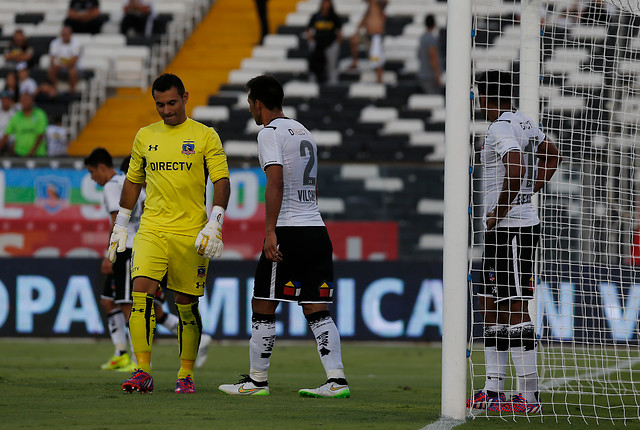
[
  {"left": 219, "top": 75, "right": 349, "bottom": 398},
  {"left": 467, "top": 71, "right": 561, "bottom": 413},
  {"left": 85, "top": 149, "right": 211, "bottom": 371}
]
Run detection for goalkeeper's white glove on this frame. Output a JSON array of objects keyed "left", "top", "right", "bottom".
[
  {"left": 108, "top": 207, "right": 131, "bottom": 263},
  {"left": 195, "top": 205, "right": 224, "bottom": 259}
]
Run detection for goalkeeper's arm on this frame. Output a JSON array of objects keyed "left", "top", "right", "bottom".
[
  {"left": 195, "top": 178, "right": 230, "bottom": 259},
  {"left": 107, "top": 179, "right": 142, "bottom": 263}
]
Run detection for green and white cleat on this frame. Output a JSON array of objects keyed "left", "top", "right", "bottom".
[
  {"left": 219, "top": 375, "right": 269, "bottom": 396},
  {"left": 298, "top": 380, "right": 350, "bottom": 398}
]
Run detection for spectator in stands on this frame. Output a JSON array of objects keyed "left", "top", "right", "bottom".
[
  {"left": 3, "top": 72, "right": 20, "bottom": 104},
  {"left": 48, "top": 26, "right": 81, "bottom": 94},
  {"left": 3, "top": 29, "right": 35, "bottom": 69},
  {"left": 16, "top": 62, "right": 38, "bottom": 96},
  {"left": 0, "top": 91, "right": 17, "bottom": 155},
  {"left": 64, "top": 0, "right": 104, "bottom": 35},
  {"left": 46, "top": 113, "right": 69, "bottom": 157},
  {"left": 417, "top": 15, "right": 442, "bottom": 94},
  {"left": 35, "top": 79, "right": 59, "bottom": 103},
  {"left": 255, "top": 0, "right": 269, "bottom": 44},
  {"left": 120, "top": 0, "right": 154, "bottom": 37},
  {"left": 348, "top": 0, "right": 387, "bottom": 83},
  {"left": 306, "top": 0, "right": 343, "bottom": 84},
  {"left": 0, "top": 92, "right": 48, "bottom": 157}
]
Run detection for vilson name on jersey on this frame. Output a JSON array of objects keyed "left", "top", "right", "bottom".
[
  {"left": 298, "top": 189, "right": 316, "bottom": 202},
  {"left": 148, "top": 161, "right": 193, "bottom": 171}
]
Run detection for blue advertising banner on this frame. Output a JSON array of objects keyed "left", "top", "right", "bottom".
[{"left": 0, "top": 259, "right": 444, "bottom": 340}]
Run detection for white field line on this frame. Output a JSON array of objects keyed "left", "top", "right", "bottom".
[
  {"left": 420, "top": 417, "right": 466, "bottom": 430},
  {"left": 539, "top": 356, "right": 640, "bottom": 391}
]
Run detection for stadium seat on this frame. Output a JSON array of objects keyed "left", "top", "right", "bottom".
[{"left": 192, "top": 106, "right": 230, "bottom": 124}]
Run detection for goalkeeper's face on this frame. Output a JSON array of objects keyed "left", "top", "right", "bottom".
[{"left": 153, "top": 87, "right": 188, "bottom": 126}]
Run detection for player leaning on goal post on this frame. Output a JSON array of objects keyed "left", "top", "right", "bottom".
[
  {"left": 108, "top": 73, "right": 230, "bottom": 394},
  {"left": 218, "top": 74, "right": 350, "bottom": 398},
  {"left": 467, "top": 70, "right": 561, "bottom": 413}
]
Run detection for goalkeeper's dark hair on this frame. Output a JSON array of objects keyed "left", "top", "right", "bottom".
[
  {"left": 84, "top": 147, "right": 113, "bottom": 168},
  {"left": 152, "top": 73, "right": 185, "bottom": 97},
  {"left": 476, "top": 70, "right": 516, "bottom": 107},
  {"left": 246, "top": 74, "right": 284, "bottom": 110},
  {"left": 120, "top": 155, "right": 131, "bottom": 174}
]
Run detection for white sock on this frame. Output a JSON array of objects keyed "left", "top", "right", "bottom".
[
  {"left": 483, "top": 324, "right": 508, "bottom": 394},
  {"left": 107, "top": 309, "right": 127, "bottom": 355},
  {"left": 158, "top": 312, "right": 179, "bottom": 335},
  {"left": 307, "top": 311, "right": 346, "bottom": 381},
  {"left": 510, "top": 322, "right": 539, "bottom": 403},
  {"left": 249, "top": 313, "right": 276, "bottom": 383}
]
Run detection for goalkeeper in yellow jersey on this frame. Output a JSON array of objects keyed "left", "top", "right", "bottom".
[{"left": 108, "top": 73, "right": 230, "bottom": 394}]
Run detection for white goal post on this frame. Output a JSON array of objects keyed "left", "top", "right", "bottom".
[{"left": 444, "top": 0, "right": 640, "bottom": 423}]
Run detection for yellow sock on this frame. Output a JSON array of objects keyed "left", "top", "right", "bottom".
[
  {"left": 129, "top": 291, "right": 156, "bottom": 374},
  {"left": 176, "top": 302, "right": 202, "bottom": 380}
]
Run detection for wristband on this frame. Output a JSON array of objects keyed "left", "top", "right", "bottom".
[
  {"left": 115, "top": 207, "right": 132, "bottom": 228},
  {"left": 211, "top": 205, "right": 225, "bottom": 225}
]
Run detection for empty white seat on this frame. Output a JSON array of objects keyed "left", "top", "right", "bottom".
[
  {"left": 283, "top": 81, "right": 319, "bottom": 98},
  {"left": 348, "top": 83, "right": 386, "bottom": 99},
  {"left": 408, "top": 94, "right": 445, "bottom": 111},
  {"left": 318, "top": 197, "right": 345, "bottom": 214},
  {"left": 310, "top": 130, "right": 341, "bottom": 146},
  {"left": 360, "top": 106, "right": 398, "bottom": 123},
  {"left": 570, "top": 24, "right": 607, "bottom": 41},
  {"left": 251, "top": 46, "right": 288, "bottom": 59},
  {"left": 228, "top": 69, "right": 257, "bottom": 84},
  {"left": 365, "top": 177, "right": 404, "bottom": 192},
  {"left": 359, "top": 70, "right": 397, "bottom": 84},
  {"left": 286, "top": 12, "right": 313, "bottom": 27},
  {"left": 417, "top": 199, "right": 445, "bottom": 214},
  {"left": 382, "top": 119, "right": 425, "bottom": 135},
  {"left": 263, "top": 34, "right": 299, "bottom": 49},
  {"left": 92, "top": 33, "right": 126, "bottom": 48},
  {"left": 547, "top": 95, "right": 585, "bottom": 112},
  {"left": 192, "top": 106, "right": 229, "bottom": 123},
  {"left": 340, "top": 163, "right": 379, "bottom": 179},
  {"left": 409, "top": 132, "right": 444, "bottom": 147},
  {"left": 223, "top": 140, "right": 257, "bottom": 157},
  {"left": 418, "top": 234, "right": 444, "bottom": 250}
]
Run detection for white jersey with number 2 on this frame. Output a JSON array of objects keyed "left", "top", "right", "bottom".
[
  {"left": 481, "top": 110, "right": 545, "bottom": 229},
  {"left": 257, "top": 117, "right": 324, "bottom": 227}
]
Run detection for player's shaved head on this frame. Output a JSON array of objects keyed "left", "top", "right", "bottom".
[{"left": 246, "top": 75, "right": 284, "bottom": 110}]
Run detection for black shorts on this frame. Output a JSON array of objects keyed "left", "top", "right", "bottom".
[
  {"left": 101, "top": 248, "right": 133, "bottom": 304},
  {"left": 254, "top": 226, "right": 334, "bottom": 303},
  {"left": 481, "top": 224, "right": 540, "bottom": 302}
]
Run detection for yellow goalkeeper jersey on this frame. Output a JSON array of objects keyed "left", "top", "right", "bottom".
[{"left": 127, "top": 118, "right": 229, "bottom": 235}]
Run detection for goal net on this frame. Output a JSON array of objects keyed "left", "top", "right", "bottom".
[{"left": 468, "top": 0, "right": 640, "bottom": 423}]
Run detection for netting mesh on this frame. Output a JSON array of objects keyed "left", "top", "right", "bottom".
[{"left": 468, "top": 0, "right": 640, "bottom": 422}]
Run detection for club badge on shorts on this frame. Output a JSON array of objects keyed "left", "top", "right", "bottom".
[
  {"left": 283, "top": 281, "right": 301, "bottom": 297},
  {"left": 197, "top": 265, "right": 206, "bottom": 278},
  {"left": 319, "top": 282, "right": 333, "bottom": 298}
]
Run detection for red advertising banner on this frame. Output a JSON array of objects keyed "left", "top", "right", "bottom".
[{"left": 1, "top": 211, "right": 397, "bottom": 260}]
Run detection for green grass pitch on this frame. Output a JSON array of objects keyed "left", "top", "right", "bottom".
[{"left": 1, "top": 340, "right": 636, "bottom": 429}]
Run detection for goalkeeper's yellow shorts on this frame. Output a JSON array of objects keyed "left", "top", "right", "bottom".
[{"left": 131, "top": 228, "right": 209, "bottom": 297}]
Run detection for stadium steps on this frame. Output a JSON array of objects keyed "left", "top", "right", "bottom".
[{"left": 67, "top": 0, "right": 300, "bottom": 157}]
